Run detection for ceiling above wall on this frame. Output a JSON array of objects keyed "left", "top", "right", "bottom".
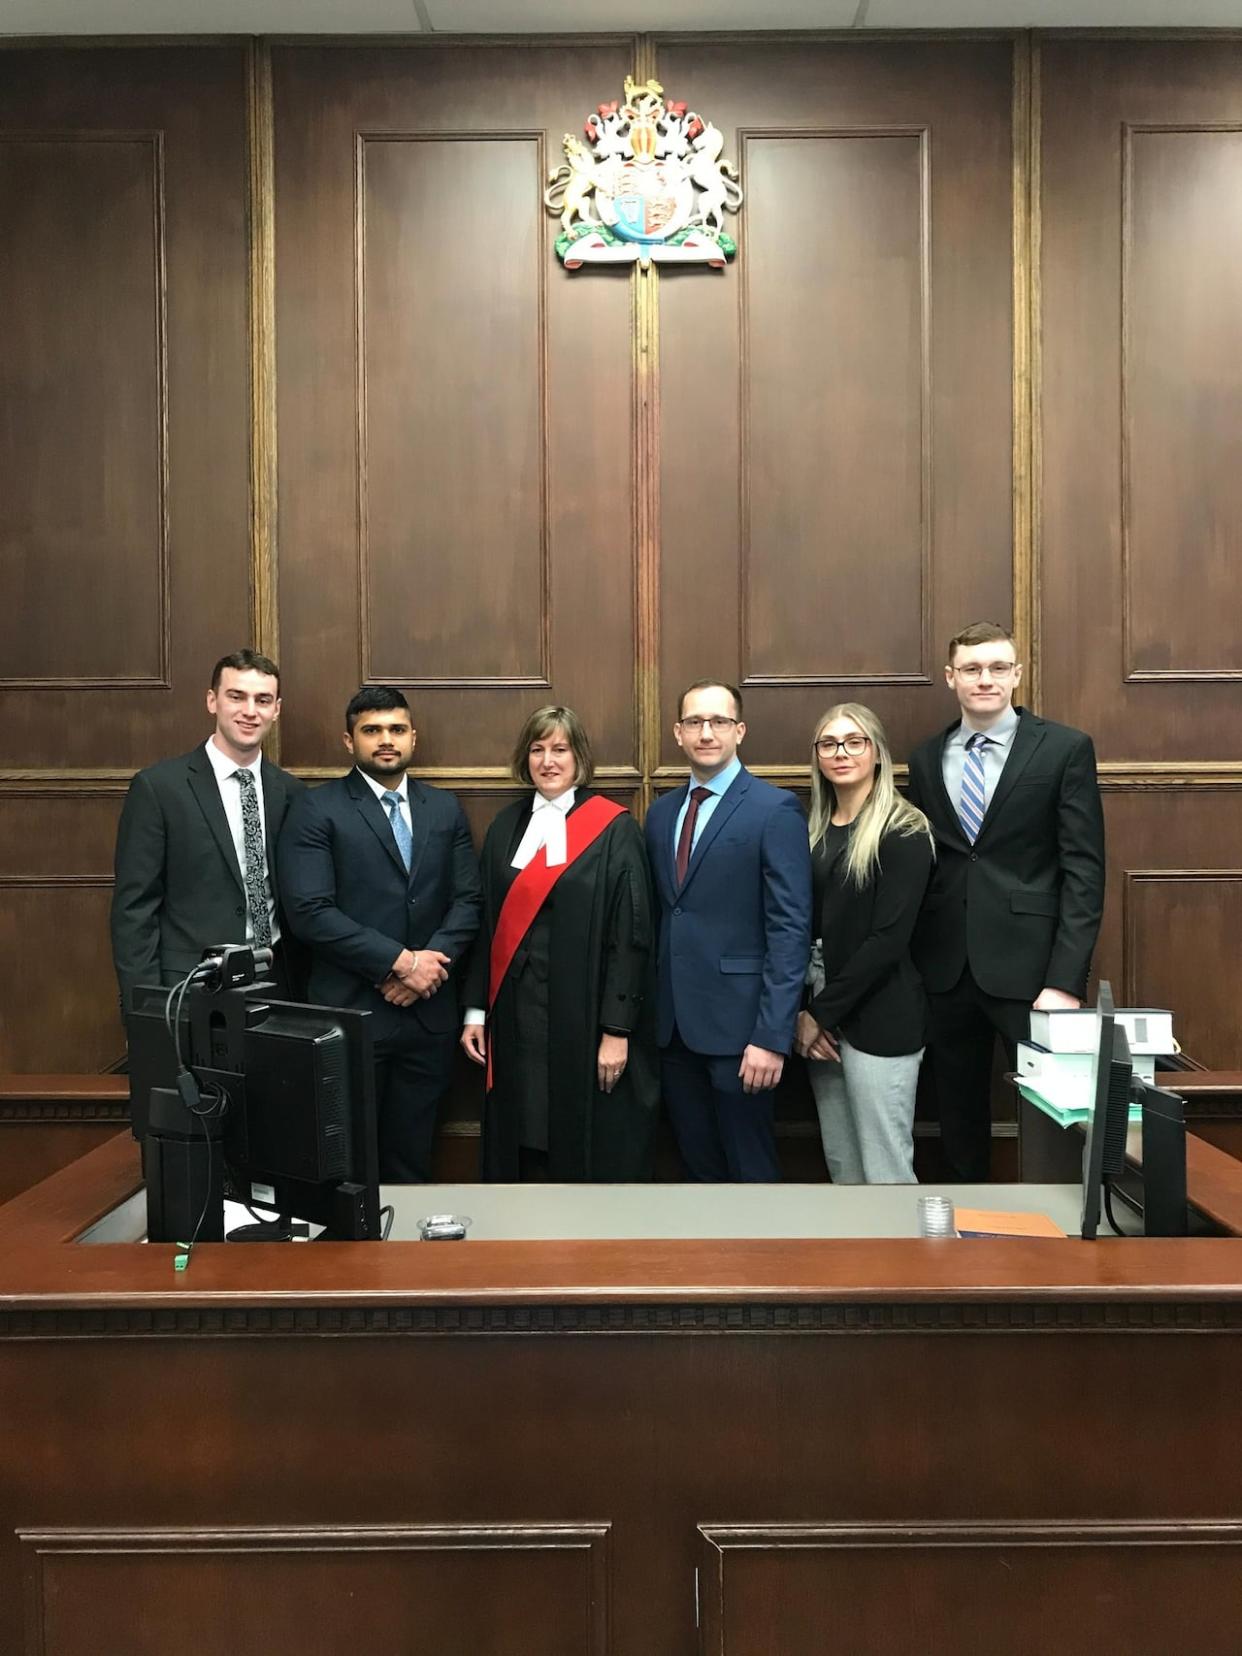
[{"left": 3, "top": 0, "right": 1242, "bottom": 33}]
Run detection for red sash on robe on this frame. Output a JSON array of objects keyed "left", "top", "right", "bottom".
[{"left": 486, "top": 794, "right": 626, "bottom": 1089}]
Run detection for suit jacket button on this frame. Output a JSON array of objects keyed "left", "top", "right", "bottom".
[
  {"left": 235, "top": 905, "right": 245, "bottom": 917},
  {"left": 969, "top": 853, "right": 978, "bottom": 863},
  {"left": 673, "top": 906, "right": 682, "bottom": 916}
]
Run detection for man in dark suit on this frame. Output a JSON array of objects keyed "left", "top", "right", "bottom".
[
  {"left": 645, "top": 680, "right": 812, "bottom": 1181},
  {"left": 278, "top": 686, "right": 481, "bottom": 1182},
  {"left": 905, "top": 621, "right": 1106, "bottom": 1181},
  {"left": 111, "top": 650, "right": 304, "bottom": 1005}
]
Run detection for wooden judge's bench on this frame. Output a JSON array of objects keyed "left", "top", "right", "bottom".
[{"left": 4, "top": 1119, "right": 1242, "bottom": 1656}]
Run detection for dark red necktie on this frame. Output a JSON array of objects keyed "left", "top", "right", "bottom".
[{"left": 675, "top": 786, "right": 712, "bottom": 886}]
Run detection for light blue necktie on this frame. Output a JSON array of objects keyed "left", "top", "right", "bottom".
[
  {"left": 958, "top": 733, "right": 988, "bottom": 844},
  {"left": 381, "top": 790, "right": 413, "bottom": 872}
]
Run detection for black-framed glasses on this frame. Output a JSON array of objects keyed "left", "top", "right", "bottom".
[
  {"left": 815, "top": 734, "right": 871, "bottom": 758},
  {"left": 679, "top": 715, "right": 738, "bottom": 733}
]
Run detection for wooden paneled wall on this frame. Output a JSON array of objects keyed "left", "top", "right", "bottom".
[{"left": 2, "top": 33, "right": 1240, "bottom": 1082}]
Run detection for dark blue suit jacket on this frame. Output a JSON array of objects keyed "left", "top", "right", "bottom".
[
  {"left": 278, "top": 770, "right": 482, "bottom": 1038},
  {"left": 645, "top": 768, "right": 812, "bottom": 1056}
]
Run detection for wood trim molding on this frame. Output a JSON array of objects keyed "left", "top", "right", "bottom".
[
  {"left": 246, "top": 40, "right": 280, "bottom": 760},
  {"left": 633, "top": 35, "right": 661, "bottom": 812},
  {"left": 1012, "top": 33, "right": 1040, "bottom": 710},
  {"left": 6, "top": 1298, "right": 1242, "bottom": 1342}
]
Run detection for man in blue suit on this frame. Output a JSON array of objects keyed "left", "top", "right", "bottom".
[
  {"left": 646, "top": 680, "right": 812, "bottom": 1181},
  {"left": 278, "top": 687, "right": 481, "bottom": 1182}
]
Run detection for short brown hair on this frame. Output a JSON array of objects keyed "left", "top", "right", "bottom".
[
  {"left": 677, "top": 679, "right": 744, "bottom": 720},
  {"left": 946, "top": 622, "right": 1015, "bottom": 665},
  {"left": 211, "top": 649, "right": 280, "bottom": 691},
  {"left": 511, "top": 705, "right": 595, "bottom": 789}
]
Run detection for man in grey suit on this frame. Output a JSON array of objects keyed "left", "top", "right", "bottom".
[{"left": 110, "top": 649, "right": 305, "bottom": 1006}]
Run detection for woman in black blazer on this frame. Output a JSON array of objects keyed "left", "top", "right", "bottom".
[{"left": 795, "top": 703, "right": 935, "bottom": 1184}]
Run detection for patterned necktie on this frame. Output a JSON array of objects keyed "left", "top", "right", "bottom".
[
  {"left": 675, "top": 786, "right": 713, "bottom": 886},
  {"left": 382, "top": 790, "right": 413, "bottom": 873},
  {"left": 234, "top": 767, "right": 272, "bottom": 947},
  {"left": 958, "top": 733, "right": 989, "bottom": 844}
]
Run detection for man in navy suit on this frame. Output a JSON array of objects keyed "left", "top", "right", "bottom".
[
  {"left": 646, "top": 680, "right": 812, "bottom": 1181},
  {"left": 278, "top": 687, "right": 482, "bottom": 1182}
]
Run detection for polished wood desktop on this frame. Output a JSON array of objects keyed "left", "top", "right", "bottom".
[{"left": 4, "top": 1134, "right": 1242, "bottom": 1654}]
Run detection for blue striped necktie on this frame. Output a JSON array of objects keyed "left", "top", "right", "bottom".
[
  {"left": 958, "top": 733, "right": 988, "bottom": 844},
  {"left": 382, "top": 790, "right": 413, "bottom": 872}
]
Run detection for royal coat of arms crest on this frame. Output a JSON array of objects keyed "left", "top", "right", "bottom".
[{"left": 544, "top": 77, "right": 743, "bottom": 270}]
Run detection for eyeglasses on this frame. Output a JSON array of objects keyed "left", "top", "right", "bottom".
[
  {"left": 678, "top": 716, "right": 738, "bottom": 733},
  {"left": 954, "top": 661, "right": 1017, "bottom": 680},
  {"left": 815, "top": 734, "right": 871, "bottom": 758}
]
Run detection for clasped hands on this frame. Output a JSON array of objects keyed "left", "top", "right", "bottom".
[
  {"left": 378, "top": 947, "right": 450, "bottom": 1008},
  {"left": 794, "top": 1010, "right": 840, "bottom": 1065}
]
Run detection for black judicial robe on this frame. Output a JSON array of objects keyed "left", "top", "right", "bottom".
[{"left": 464, "top": 791, "right": 659, "bottom": 1182}]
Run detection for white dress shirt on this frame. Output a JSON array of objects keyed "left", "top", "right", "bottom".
[
  {"left": 463, "top": 787, "right": 577, "bottom": 1026},
  {"left": 940, "top": 704, "right": 1020, "bottom": 816},
  {"left": 356, "top": 765, "right": 412, "bottom": 833},
  {"left": 203, "top": 737, "right": 278, "bottom": 945}
]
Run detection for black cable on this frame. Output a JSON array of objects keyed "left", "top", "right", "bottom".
[
  {"left": 163, "top": 964, "right": 226, "bottom": 1270},
  {"left": 1103, "top": 1181, "right": 1129, "bottom": 1236},
  {"left": 380, "top": 1203, "right": 395, "bottom": 1241}
]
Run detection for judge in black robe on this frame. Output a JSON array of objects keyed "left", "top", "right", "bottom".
[{"left": 461, "top": 708, "right": 658, "bottom": 1182}]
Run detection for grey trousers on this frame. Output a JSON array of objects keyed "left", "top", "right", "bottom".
[{"left": 806, "top": 947, "right": 922, "bottom": 1184}]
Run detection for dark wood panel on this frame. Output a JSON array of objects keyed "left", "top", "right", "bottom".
[
  {"left": 6, "top": 1141, "right": 1242, "bottom": 1656},
  {"left": 23, "top": 1527, "right": 608, "bottom": 1656},
  {"left": 273, "top": 42, "right": 638, "bottom": 771},
  {"left": 0, "top": 1080, "right": 130, "bottom": 1205},
  {"left": 742, "top": 130, "right": 928, "bottom": 686},
  {"left": 1124, "top": 126, "right": 1242, "bottom": 682},
  {"left": 0, "top": 1121, "right": 125, "bottom": 1207},
  {"left": 359, "top": 133, "right": 547, "bottom": 686},
  {"left": 1095, "top": 788, "right": 1242, "bottom": 1070},
  {"left": 1040, "top": 38, "right": 1242, "bottom": 754},
  {"left": 0, "top": 47, "right": 251, "bottom": 771},
  {"left": 0, "top": 792, "right": 122, "bottom": 880},
  {"left": 700, "top": 1524, "right": 1242, "bottom": 1656},
  {"left": 1123, "top": 871, "right": 1242, "bottom": 1070},
  {"left": 0, "top": 134, "right": 166, "bottom": 689},
  {"left": 658, "top": 39, "right": 1013, "bottom": 768},
  {"left": 0, "top": 886, "right": 120, "bottom": 1071}
]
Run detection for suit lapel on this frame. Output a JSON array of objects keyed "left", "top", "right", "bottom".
[
  {"left": 187, "top": 748, "right": 245, "bottom": 894},
  {"left": 975, "top": 710, "right": 1044, "bottom": 844},
  {"left": 679, "top": 769, "right": 749, "bottom": 895},
  {"left": 260, "top": 758, "right": 283, "bottom": 873},
  {"left": 404, "top": 779, "right": 433, "bottom": 886},
  {"left": 348, "top": 770, "right": 409, "bottom": 881},
  {"left": 658, "top": 789, "right": 685, "bottom": 899},
  {"left": 926, "top": 726, "right": 971, "bottom": 851}
]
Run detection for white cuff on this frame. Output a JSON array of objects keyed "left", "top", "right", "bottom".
[{"left": 463, "top": 1007, "right": 486, "bottom": 1026}]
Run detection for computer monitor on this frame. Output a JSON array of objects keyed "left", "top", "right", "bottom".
[
  {"left": 1080, "top": 980, "right": 1133, "bottom": 1240},
  {"left": 126, "top": 961, "right": 381, "bottom": 1244}
]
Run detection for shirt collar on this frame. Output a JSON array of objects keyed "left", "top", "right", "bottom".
[
  {"left": 205, "top": 736, "right": 262, "bottom": 780},
  {"left": 356, "top": 766, "right": 409, "bottom": 804},
  {"left": 955, "top": 705, "right": 1020, "bottom": 748},
  {"left": 696, "top": 756, "right": 742, "bottom": 798},
  {"left": 531, "top": 786, "right": 576, "bottom": 815}
]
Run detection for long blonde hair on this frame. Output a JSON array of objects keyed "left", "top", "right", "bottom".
[{"left": 807, "top": 702, "right": 934, "bottom": 887}]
